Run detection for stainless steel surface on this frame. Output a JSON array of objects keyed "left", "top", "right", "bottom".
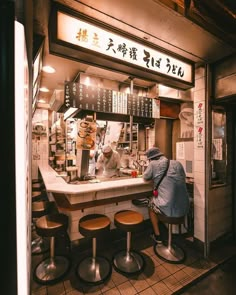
[
  {"left": 77, "top": 256, "right": 111, "bottom": 284},
  {"left": 34, "top": 256, "right": 70, "bottom": 283},
  {"left": 92, "top": 237, "right": 96, "bottom": 259},
  {"left": 113, "top": 250, "right": 144, "bottom": 274},
  {"left": 154, "top": 242, "right": 185, "bottom": 263},
  {"left": 31, "top": 237, "right": 50, "bottom": 255}
]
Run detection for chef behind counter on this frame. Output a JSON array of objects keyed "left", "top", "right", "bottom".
[{"left": 95, "top": 144, "right": 121, "bottom": 177}]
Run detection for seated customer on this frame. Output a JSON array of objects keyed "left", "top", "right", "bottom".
[
  {"left": 96, "top": 144, "right": 121, "bottom": 178},
  {"left": 143, "top": 147, "right": 190, "bottom": 243}
]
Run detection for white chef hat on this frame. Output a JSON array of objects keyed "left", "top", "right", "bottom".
[{"left": 102, "top": 144, "right": 112, "bottom": 153}]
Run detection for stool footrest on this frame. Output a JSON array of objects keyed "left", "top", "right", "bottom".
[
  {"left": 154, "top": 242, "right": 185, "bottom": 264},
  {"left": 34, "top": 256, "right": 70, "bottom": 285},
  {"left": 76, "top": 256, "right": 111, "bottom": 285},
  {"left": 113, "top": 249, "right": 144, "bottom": 275}
]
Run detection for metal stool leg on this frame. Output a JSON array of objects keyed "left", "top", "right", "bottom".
[
  {"left": 76, "top": 237, "right": 112, "bottom": 285},
  {"left": 154, "top": 224, "right": 185, "bottom": 264},
  {"left": 31, "top": 218, "right": 49, "bottom": 255},
  {"left": 34, "top": 236, "right": 70, "bottom": 284},
  {"left": 112, "top": 231, "right": 144, "bottom": 274},
  {"left": 32, "top": 236, "right": 50, "bottom": 255}
]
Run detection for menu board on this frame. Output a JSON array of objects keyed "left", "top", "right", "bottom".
[
  {"left": 64, "top": 82, "right": 160, "bottom": 119},
  {"left": 127, "top": 94, "right": 153, "bottom": 118},
  {"left": 112, "top": 91, "right": 128, "bottom": 114},
  {"left": 65, "top": 82, "right": 112, "bottom": 112}
]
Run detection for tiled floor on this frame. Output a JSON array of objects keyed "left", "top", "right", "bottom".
[{"left": 31, "top": 228, "right": 236, "bottom": 295}]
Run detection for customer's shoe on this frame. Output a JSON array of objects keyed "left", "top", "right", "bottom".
[
  {"left": 150, "top": 233, "right": 163, "bottom": 244},
  {"left": 132, "top": 198, "right": 150, "bottom": 207}
]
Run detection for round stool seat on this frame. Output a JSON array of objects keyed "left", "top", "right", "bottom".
[
  {"left": 113, "top": 210, "right": 145, "bottom": 275},
  {"left": 79, "top": 214, "right": 110, "bottom": 238},
  {"left": 35, "top": 213, "right": 68, "bottom": 237},
  {"left": 76, "top": 214, "right": 112, "bottom": 285},
  {"left": 114, "top": 210, "right": 144, "bottom": 232},
  {"left": 32, "top": 179, "right": 43, "bottom": 184},
  {"left": 34, "top": 213, "right": 70, "bottom": 285},
  {"left": 32, "top": 182, "right": 43, "bottom": 190},
  {"left": 157, "top": 214, "right": 185, "bottom": 225},
  {"left": 32, "top": 191, "right": 44, "bottom": 202},
  {"left": 154, "top": 213, "right": 186, "bottom": 264},
  {"left": 32, "top": 201, "right": 52, "bottom": 219}
]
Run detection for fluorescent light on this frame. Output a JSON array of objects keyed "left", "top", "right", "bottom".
[
  {"left": 42, "top": 65, "right": 56, "bottom": 73},
  {"left": 39, "top": 87, "right": 49, "bottom": 92},
  {"left": 64, "top": 107, "right": 78, "bottom": 120},
  {"left": 38, "top": 98, "right": 46, "bottom": 103}
]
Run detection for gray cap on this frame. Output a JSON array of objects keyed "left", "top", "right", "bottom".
[{"left": 145, "top": 147, "right": 163, "bottom": 160}]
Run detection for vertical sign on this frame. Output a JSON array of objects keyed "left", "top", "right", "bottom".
[
  {"left": 195, "top": 102, "right": 205, "bottom": 149},
  {"left": 15, "top": 21, "right": 30, "bottom": 295}
]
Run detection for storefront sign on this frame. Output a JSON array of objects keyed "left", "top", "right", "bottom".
[
  {"left": 49, "top": 4, "right": 194, "bottom": 89},
  {"left": 57, "top": 11, "right": 193, "bottom": 84}
]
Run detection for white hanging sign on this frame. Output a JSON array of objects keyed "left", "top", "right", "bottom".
[{"left": 57, "top": 12, "right": 193, "bottom": 84}]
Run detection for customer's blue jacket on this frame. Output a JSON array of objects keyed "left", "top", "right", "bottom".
[{"left": 143, "top": 156, "right": 190, "bottom": 217}]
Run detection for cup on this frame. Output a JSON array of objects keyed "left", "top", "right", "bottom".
[{"left": 131, "top": 170, "right": 137, "bottom": 178}]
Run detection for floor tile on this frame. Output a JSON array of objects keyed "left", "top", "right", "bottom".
[
  {"left": 162, "top": 275, "right": 182, "bottom": 292},
  {"left": 116, "top": 281, "right": 137, "bottom": 295},
  {"left": 30, "top": 228, "right": 236, "bottom": 295},
  {"left": 151, "top": 281, "right": 172, "bottom": 295},
  {"left": 102, "top": 287, "right": 121, "bottom": 295}
]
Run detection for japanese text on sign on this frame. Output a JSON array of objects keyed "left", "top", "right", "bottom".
[{"left": 57, "top": 12, "right": 193, "bottom": 83}]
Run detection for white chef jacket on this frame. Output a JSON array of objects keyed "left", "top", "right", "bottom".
[{"left": 96, "top": 150, "right": 121, "bottom": 177}]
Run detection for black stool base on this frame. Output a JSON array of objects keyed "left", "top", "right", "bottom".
[
  {"left": 34, "top": 256, "right": 70, "bottom": 285},
  {"left": 113, "top": 250, "right": 144, "bottom": 275},
  {"left": 76, "top": 256, "right": 112, "bottom": 285},
  {"left": 154, "top": 242, "right": 185, "bottom": 264}
]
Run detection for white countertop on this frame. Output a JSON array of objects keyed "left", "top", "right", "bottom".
[{"left": 38, "top": 162, "right": 152, "bottom": 194}]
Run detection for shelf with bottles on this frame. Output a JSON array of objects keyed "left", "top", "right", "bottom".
[
  {"left": 48, "top": 116, "right": 67, "bottom": 169},
  {"left": 117, "top": 123, "right": 138, "bottom": 150}
]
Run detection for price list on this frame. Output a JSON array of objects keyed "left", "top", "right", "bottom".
[
  {"left": 112, "top": 91, "right": 128, "bottom": 114},
  {"left": 127, "top": 95, "right": 153, "bottom": 118},
  {"left": 64, "top": 82, "right": 79, "bottom": 108},
  {"left": 64, "top": 82, "right": 159, "bottom": 119}
]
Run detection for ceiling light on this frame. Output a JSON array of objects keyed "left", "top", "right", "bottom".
[
  {"left": 39, "top": 87, "right": 49, "bottom": 92},
  {"left": 38, "top": 98, "right": 46, "bottom": 103},
  {"left": 42, "top": 65, "right": 56, "bottom": 73}
]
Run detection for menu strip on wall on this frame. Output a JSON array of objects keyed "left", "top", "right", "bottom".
[{"left": 64, "top": 82, "right": 160, "bottom": 119}]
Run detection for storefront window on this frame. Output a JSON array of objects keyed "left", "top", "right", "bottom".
[{"left": 211, "top": 107, "right": 227, "bottom": 186}]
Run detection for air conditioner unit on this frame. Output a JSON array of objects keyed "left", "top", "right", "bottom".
[{"left": 49, "top": 89, "right": 64, "bottom": 111}]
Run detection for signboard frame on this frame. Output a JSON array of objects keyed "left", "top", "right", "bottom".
[{"left": 49, "top": 3, "right": 195, "bottom": 90}]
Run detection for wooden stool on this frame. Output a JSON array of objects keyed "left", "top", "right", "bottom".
[
  {"left": 32, "top": 190, "right": 48, "bottom": 202},
  {"left": 154, "top": 213, "right": 186, "bottom": 264},
  {"left": 32, "top": 182, "right": 45, "bottom": 191},
  {"left": 76, "top": 214, "right": 112, "bottom": 285},
  {"left": 31, "top": 201, "right": 54, "bottom": 255},
  {"left": 112, "top": 210, "right": 145, "bottom": 275},
  {"left": 32, "top": 178, "right": 43, "bottom": 184},
  {"left": 33, "top": 213, "right": 70, "bottom": 285}
]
